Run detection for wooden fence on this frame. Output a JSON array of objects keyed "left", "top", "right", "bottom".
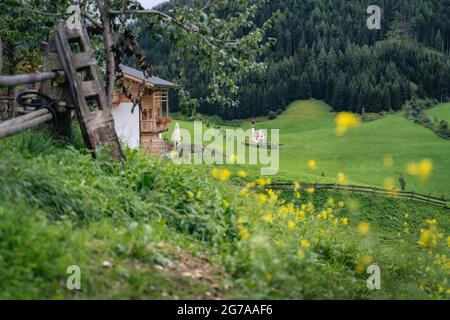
[{"left": 268, "top": 182, "right": 450, "bottom": 209}]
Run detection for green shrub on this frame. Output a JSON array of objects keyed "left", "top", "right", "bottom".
[{"left": 267, "top": 111, "right": 277, "bottom": 120}]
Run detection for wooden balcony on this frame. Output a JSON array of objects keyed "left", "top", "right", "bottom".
[{"left": 141, "top": 119, "right": 168, "bottom": 134}]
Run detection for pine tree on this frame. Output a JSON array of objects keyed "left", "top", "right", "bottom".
[{"left": 298, "top": 73, "right": 312, "bottom": 99}]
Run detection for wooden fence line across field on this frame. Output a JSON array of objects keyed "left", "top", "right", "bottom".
[{"left": 267, "top": 183, "right": 450, "bottom": 209}]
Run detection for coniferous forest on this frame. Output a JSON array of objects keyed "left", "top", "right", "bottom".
[{"left": 139, "top": 0, "right": 450, "bottom": 119}]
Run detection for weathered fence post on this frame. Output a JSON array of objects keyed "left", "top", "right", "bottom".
[
  {"left": 54, "top": 24, "right": 124, "bottom": 160},
  {"left": 41, "top": 37, "right": 73, "bottom": 141}
]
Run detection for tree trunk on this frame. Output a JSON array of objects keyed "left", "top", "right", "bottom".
[
  {"left": 0, "top": 37, "right": 3, "bottom": 74},
  {"left": 97, "top": 0, "right": 115, "bottom": 108}
]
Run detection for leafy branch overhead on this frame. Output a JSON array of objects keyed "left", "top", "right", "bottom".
[{"left": 7, "top": 0, "right": 278, "bottom": 111}]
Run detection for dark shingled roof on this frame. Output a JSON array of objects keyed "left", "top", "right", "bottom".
[{"left": 119, "top": 64, "right": 177, "bottom": 88}]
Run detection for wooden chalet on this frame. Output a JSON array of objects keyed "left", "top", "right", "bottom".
[{"left": 112, "top": 64, "right": 177, "bottom": 156}]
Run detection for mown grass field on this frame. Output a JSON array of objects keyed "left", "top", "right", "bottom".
[
  {"left": 166, "top": 100, "right": 450, "bottom": 197},
  {"left": 427, "top": 102, "right": 450, "bottom": 122}
]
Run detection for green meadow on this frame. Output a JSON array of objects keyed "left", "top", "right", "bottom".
[
  {"left": 427, "top": 102, "right": 450, "bottom": 122},
  {"left": 166, "top": 100, "right": 450, "bottom": 197}
]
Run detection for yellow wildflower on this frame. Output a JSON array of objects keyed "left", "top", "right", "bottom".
[
  {"left": 267, "top": 189, "right": 278, "bottom": 202},
  {"left": 300, "top": 239, "right": 310, "bottom": 249},
  {"left": 355, "top": 255, "right": 373, "bottom": 273},
  {"left": 239, "top": 188, "right": 249, "bottom": 197},
  {"left": 223, "top": 199, "right": 230, "bottom": 208},
  {"left": 342, "top": 217, "right": 349, "bottom": 225},
  {"left": 246, "top": 182, "right": 256, "bottom": 189},
  {"left": 326, "top": 198, "right": 335, "bottom": 207},
  {"left": 406, "top": 159, "right": 433, "bottom": 182},
  {"left": 338, "top": 201, "right": 345, "bottom": 208},
  {"left": 238, "top": 170, "right": 247, "bottom": 178},
  {"left": 358, "top": 222, "right": 370, "bottom": 237},
  {"left": 219, "top": 169, "right": 231, "bottom": 181},
  {"left": 293, "top": 182, "right": 301, "bottom": 191},
  {"left": 239, "top": 228, "right": 250, "bottom": 241},
  {"left": 437, "top": 285, "right": 445, "bottom": 294},
  {"left": 187, "top": 191, "right": 194, "bottom": 199},
  {"left": 257, "top": 194, "right": 268, "bottom": 204},
  {"left": 335, "top": 112, "right": 361, "bottom": 136},
  {"left": 287, "top": 220, "right": 296, "bottom": 230},
  {"left": 296, "top": 250, "right": 305, "bottom": 259},
  {"left": 338, "top": 172, "right": 347, "bottom": 185},
  {"left": 211, "top": 168, "right": 219, "bottom": 179},
  {"left": 295, "top": 191, "right": 301, "bottom": 199},
  {"left": 418, "top": 229, "right": 437, "bottom": 249},
  {"left": 306, "top": 187, "right": 315, "bottom": 194},
  {"left": 256, "top": 178, "right": 272, "bottom": 187},
  {"left": 236, "top": 217, "right": 245, "bottom": 225},
  {"left": 262, "top": 213, "right": 273, "bottom": 224},
  {"left": 308, "top": 160, "right": 317, "bottom": 170},
  {"left": 212, "top": 168, "right": 231, "bottom": 181}
]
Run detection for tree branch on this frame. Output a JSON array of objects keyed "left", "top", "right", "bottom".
[
  {"left": 81, "top": 12, "right": 103, "bottom": 30},
  {"left": 109, "top": 9, "right": 199, "bottom": 33},
  {"left": 21, "top": 7, "right": 72, "bottom": 17},
  {"left": 109, "top": 9, "right": 242, "bottom": 46},
  {"left": 201, "top": 0, "right": 219, "bottom": 12}
]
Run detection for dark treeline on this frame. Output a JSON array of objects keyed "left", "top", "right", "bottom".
[{"left": 139, "top": 0, "right": 450, "bottom": 119}]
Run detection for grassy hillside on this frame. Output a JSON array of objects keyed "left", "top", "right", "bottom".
[
  {"left": 427, "top": 103, "right": 450, "bottom": 122},
  {"left": 0, "top": 131, "right": 449, "bottom": 299},
  {"left": 166, "top": 100, "right": 450, "bottom": 197}
]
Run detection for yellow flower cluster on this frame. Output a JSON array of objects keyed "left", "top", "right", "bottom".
[
  {"left": 267, "top": 189, "right": 279, "bottom": 203},
  {"left": 335, "top": 112, "right": 361, "bottom": 136},
  {"left": 417, "top": 219, "right": 445, "bottom": 249},
  {"left": 256, "top": 177, "right": 272, "bottom": 187},
  {"left": 406, "top": 159, "right": 433, "bottom": 182},
  {"left": 418, "top": 229, "right": 437, "bottom": 249},
  {"left": 211, "top": 168, "right": 232, "bottom": 181}
]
